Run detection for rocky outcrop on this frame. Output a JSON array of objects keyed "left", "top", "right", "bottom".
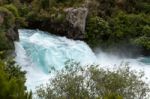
[
  {"left": 27, "top": 19, "right": 82, "bottom": 39},
  {"left": 27, "top": 7, "right": 88, "bottom": 40},
  {"left": 65, "top": 7, "right": 88, "bottom": 35},
  {"left": 0, "top": 11, "right": 19, "bottom": 51},
  {"left": 0, "top": 11, "right": 19, "bottom": 42},
  {"left": 6, "top": 25, "right": 19, "bottom": 41}
]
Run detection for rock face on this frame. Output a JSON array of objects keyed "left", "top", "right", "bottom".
[
  {"left": 0, "top": 11, "right": 19, "bottom": 51},
  {"left": 27, "top": 7, "right": 88, "bottom": 40},
  {"left": 6, "top": 25, "right": 19, "bottom": 41},
  {"left": 65, "top": 7, "right": 88, "bottom": 34},
  {"left": 0, "top": 11, "right": 19, "bottom": 42}
]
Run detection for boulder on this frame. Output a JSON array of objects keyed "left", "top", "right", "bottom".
[
  {"left": 65, "top": 7, "right": 88, "bottom": 35},
  {"left": 6, "top": 25, "right": 19, "bottom": 41}
]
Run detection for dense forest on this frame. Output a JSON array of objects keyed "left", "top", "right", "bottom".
[
  {"left": 0, "top": 0, "right": 150, "bottom": 53},
  {"left": 0, "top": 0, "right": 150, "bottom": 99}
]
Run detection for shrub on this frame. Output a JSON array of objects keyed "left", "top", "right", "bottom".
[
  {"left": 95, "top": 0, "right": 116, "bottom": 17},
  {"left": 134, "top": 36, "right": 150, "bottom": 50},
  {"left": 0, "top": 6, "right": 15, "bottom": 29},
  {"left": 3, "top": 4, "right": 19, "bottom": 17},
  {"left": 0, "top": 31, "right": 13, "bottom": 51},
  {"left": 56, "top": 0, "right": 84, "bottom": 7},
  {"left": 86, "top": 16, "right": 110, "bottom": 47},
  {"left": 142, "top": 25, "right": 150, "bottom": 37},
  {"left": 0, "top": 59, "right": 32, "bottom": 99},
  {"left": 108, "top": 11, "right": 150, "bottom": 49},
  {"left": 0, "top": 6, "right": 16, "bottom": 50},
  {"left": 36, "top": 61, "right": 149, "bottom": 99}
]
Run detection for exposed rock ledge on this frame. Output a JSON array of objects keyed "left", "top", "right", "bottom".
[
  {"left": 64, "top": 7, "right": 88, "bottom": 35},
  {"left": 27, "top": 7, "right": 88, "bottom": 40},
  {"left": 0, "top": 13, "right": 19, "bottom": 51},
  {"left": 6, "top": 25, "right": 19, "bottom": 41},
  {"left": 0, "top": 13, "right": 19, "bottom": 42}
]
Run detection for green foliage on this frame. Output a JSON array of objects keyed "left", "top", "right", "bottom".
[
  {"left": 109, "top": 12, "right": 150, "bottom": 49},
  {"left": 31, "top": 0, "right": 56, "bottom": 12},
  {"left": 18, "top": 3, "right": 30, "bottom": 17},
  {"left": 0, "top": 59, "right": 32, "bottom": 99},
  {"left": 56, "top": 0, "right": 84, "bottom": 7},
  {"left": 0, "top": 31, "right": 13, "bottom": 51},
  {"left": 3, "top": 4, "right": 27, "bottom": 27},
  {"left": 134, "top": 25, "right": 150, "bottom": 50},
  {"left": 95, "top": 0, "right": 116, "bottom": 17},
  {"left": 86, "top": 11, "right": 150, "bottom": 50},
  {"left": 136, "top": 2, "right": 150, "bottom": 13},
  {"left": 1, "top": 0, "right": 149, "bottom": 52},
  {"left": 0, "top": 6, "right": 16, "bottom": 50},
  {"left": 3, "top": 4, "right": 19, "bottom": 17},
  {"left": 0, "top": 6, "right": 15, "bottom": 29},
  {"left": 142, "top": 25, "right": 150, "bottom": 37},
  {"left": 36, "top": 61, "right": 149, "bottom": 99},
  {"left": 86, "top": 16, "right": 110, "bottom": 47},
  {"left": 0, "top": 4, "right": 26, "bottom": 50},
  {"left": 134, "top": 36, "right": 150, "bottom": 49},
  {"left": 93, "top": 0, "right": 150, "bottom": 17},
  {"left": 104, "top": 94, "right": 123, "bottom": 99}
]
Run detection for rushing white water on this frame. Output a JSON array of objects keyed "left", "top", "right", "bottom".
[{"left": 15, "top": 29, "right": 150, "bottom": 92}]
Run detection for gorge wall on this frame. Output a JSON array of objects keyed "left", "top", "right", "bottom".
[
  {"left": 0, "top": 11, "right": 19, "bottom": 51},
  {"left": 27, "top": 7, "right": 88, "bottom": 40}
]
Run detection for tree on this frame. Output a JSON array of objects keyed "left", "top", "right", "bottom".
[
  {"left": 36, "top": 61, "right": 149, "bottom": 99},
  {"left": 86, "top": 16, "right": 110, "bottom": 47},
  {"left": 0, "top": 58, "right": 32, "bottom": 99}
]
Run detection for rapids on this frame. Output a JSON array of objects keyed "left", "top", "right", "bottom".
[{"left": 15, "top": 29, "right": 150, "bottom": 91}]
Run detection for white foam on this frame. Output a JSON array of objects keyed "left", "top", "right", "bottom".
[{"left": 15, "top": 29, "right": 150, "bottom": 93}]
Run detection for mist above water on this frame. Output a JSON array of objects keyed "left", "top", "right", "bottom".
[{"left": 15, "top": 29, "right": 150, "bottom": 91}]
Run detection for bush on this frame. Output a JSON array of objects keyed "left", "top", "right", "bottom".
[
  {"left": 134, "top": 36, "right": 150, "bottom": 50},
  {"left": 36, "top": 61, "right": 149, "bottom": 99},
  {"left": 107, "top": 12, "right": 150, "bottom": 49},
  {"left": 0, "top": 59, "right": 32, "bottom": 99},
  {"left": 3, "top": 4, "right": 19, "bottom": 17},
  {"left": 56, "top": 0, "right": 84, "bottom": 7},
  {"left": 85, "top": 11, "right": 150, "bottom": 50},
  {"left": 142, "top": 25, "right": 150, "bottom": 37},
  {"left": 18, "top": 4, "right": 30, "bottom": 17},
  {"left": 135, "top": 1, "right": 150, "bottom": 13},
  {"left": 0, "top": 31, "right": 13, "bottom": 51},
  {"left": 95, "top": 0, "right": 116, "bottom": 17},
  {"left": 86, "top": 16, "right": 110, "bottom": 47},
  {"left": 0, "top": 6, "right": 15, "bottom": 29},
  {"left": 0, "top": 6, "right": 17, "bottom": 50}
]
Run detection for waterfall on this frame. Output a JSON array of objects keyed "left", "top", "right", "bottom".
[{"left": 15, "top": 29, "right": 150, "bottom": 91}]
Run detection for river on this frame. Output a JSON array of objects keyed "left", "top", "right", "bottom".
[{"left": 15, "top": 29, "right": 150, "bottom": 92}]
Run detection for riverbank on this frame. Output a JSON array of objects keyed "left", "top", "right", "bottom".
[{"left": 0, "top": 0, "right": 150, "bottom": 56}]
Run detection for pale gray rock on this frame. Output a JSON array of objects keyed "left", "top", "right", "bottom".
[{"left": 65, "top": 7, "right": 88, "bottom": 34}]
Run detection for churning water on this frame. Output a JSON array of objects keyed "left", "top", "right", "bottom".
[{"left": 15, "top": 29, "right": 150, "bottom": 91}]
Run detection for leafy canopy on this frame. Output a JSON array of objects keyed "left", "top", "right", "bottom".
[{"left": 36, "top": 61, "right": 150, "bottom": 99}]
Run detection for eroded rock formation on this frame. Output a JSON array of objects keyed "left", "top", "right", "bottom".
[{"left": 65, "top": 7, "right": 88, "bottom": 34}]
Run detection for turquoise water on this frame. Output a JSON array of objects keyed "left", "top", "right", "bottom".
[
  {"left": 15, "top": 29, "right": 150, "bottom": 91},
  {"left": 17, "top": 29, "right": 96, "bottom": 73},
  {"left": 140, "top": 57, "right": 150, "bottom": 65}
]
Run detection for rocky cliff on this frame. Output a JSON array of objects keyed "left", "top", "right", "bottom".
[
  {"left": 27, "top": 7, "right": 88, "bottom": 40},
  {"left": 0, "top": 12, "right": 19, "bottom": 51},
  {"left": 65, "top": 7, "right": 88, "bottom": 35}
]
